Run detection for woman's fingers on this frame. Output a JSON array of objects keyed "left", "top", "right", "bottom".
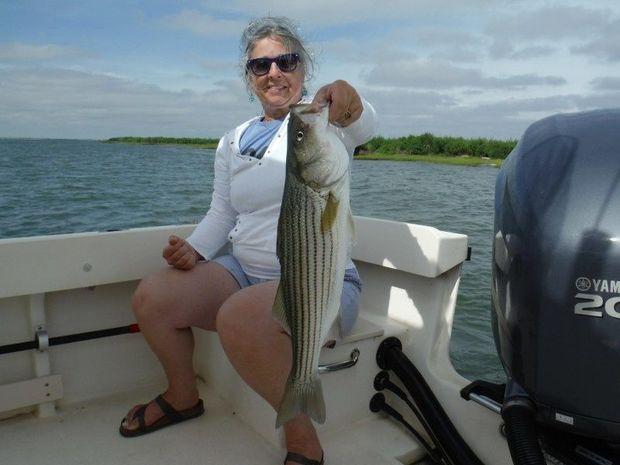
[
  {"left": 162, "top": 236, "right": 182, "bottom": 261},
  {"left": 335, "top": 97, "right": 362, "bottom": 127},
  {"left": 311, "top": 80, "right": 362, "bottom": 127},
  {"left": 168, "top": 244, "right": 188, "bottom": 263},
  {"left": 162, "top": 235, "right": 196, "bottom": 269},
  {"left": 337, "top": 81, "right": 362, "bottom": 127},
  {"left": 174, "top": 252, "right": 196, "bottom": 270}
]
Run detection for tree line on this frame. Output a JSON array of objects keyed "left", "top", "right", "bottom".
[
  {"left": 107, "top": 133, "right": 517, "bottom": 160},
  {"left": 107, "top": 137, "right": 219, "bottom": 145},
  {"left": 357, "top": 133, "right": 517, "bottom": 159}
]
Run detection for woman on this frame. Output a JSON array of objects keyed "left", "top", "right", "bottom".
[{"left": 119, "top": 16, "right": 377, "bottom": 465}]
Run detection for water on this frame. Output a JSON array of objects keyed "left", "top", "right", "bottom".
[{"left": 0, "top": 138, "right": 503, "bottom": 382}]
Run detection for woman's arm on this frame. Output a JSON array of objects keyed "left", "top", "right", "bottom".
[{"left": 186, "top": 135, "right": 238, "bottom": 260}]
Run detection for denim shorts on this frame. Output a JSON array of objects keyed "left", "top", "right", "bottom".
[{"left": 212, "top": 254, "right": 362, "bottom": 339}]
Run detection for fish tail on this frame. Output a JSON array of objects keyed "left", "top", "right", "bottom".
[{"left": 276, "top": 376, "right": 325, "bottom": 428}]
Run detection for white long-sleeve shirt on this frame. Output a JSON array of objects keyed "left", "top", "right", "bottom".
[{"left": 187, "top": 98, "right": 378, "bottom": 279}]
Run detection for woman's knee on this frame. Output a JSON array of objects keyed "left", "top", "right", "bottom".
[
  {"left": 216, "top": 284, "right": 283, "bottom": 344},
  {"left": 216, "top": 297, "right": 266, "bottom": 345},
  {"left": 215, "top": 300, "right": 243, "bottom": 342},
  {"left": 131, "top": 271, "right": 172, "bottom": 320}
]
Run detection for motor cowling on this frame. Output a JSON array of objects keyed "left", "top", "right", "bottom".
[{"left": 492, "top": 109, "right": 620, "bottom": 441}]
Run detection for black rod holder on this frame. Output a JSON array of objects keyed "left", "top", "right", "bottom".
[
  {"left": 375, "top": 337, "right": 485, "bottom": 465},
  {"left": 370, "top": 393, "right": 443, "bottom": 463},
  {"left": 0, "top": 324, "right": 141, "bottom": 355}
]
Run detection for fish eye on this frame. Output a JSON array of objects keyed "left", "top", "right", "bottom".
[{"left": 296, "top": 130, "right": 304, "bottom": 141}]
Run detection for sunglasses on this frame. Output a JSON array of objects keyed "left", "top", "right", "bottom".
[{"left": 246, "top": 53, "right": 300, "bottom": 76}]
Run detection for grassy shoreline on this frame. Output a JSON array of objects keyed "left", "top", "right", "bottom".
[
  {"left": 355, "top": 153, "right": 502, "bottom": 167},
  {"left": 106, "top": 137, "right": 503, "bottom": 167},
  {"left": 105, "top": 137, "right": 218, "bottom": 149}
]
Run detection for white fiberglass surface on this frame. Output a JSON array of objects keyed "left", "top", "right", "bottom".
[{"left": 0, "top": 380, "right": 422, "bottom": 465}]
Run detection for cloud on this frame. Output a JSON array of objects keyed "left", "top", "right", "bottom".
[
  {"left": 0, "top": 67, "right": 257, "bottom": 139},
  {"left": 405, "top": 28, "right": 485, "bottom": 63},
  {"left": 362, "top": 59, "right": 566, "bottom": 89},
  {"left": 201, "top": 58, "right": 241, "bottom": 72},
  {"left": 489, "top": 41, "right": 556, "bottom": 60},
  {"left": 466, "top": 92, "right": 620, "bottom": 121},
  {"left": 571, "top": 19, "right": 620, "bottom": 62},
  {"left": 489, "top": 74, "right": 566, "bottom": 88},
  {"left": 1, "top": 65, "right": 617, "bottom": 141},
  {"left": 310, "top": 37, "right": 415, "bottom": 67},
  {"left": 484, "top": 5, "right": 619, "bottom": 62},
  {"left": 486, "top": 5, "right": 610, "bottom": 41},
  {"left": 412, "top": 29, "right": 483, "bottom": 48},
  {"left": 430, "top": 48, "right": 482, "bottom": 63},
  {"left": 362, "top": 88, "right": 458, "bottom": 115},
  {"left": 220, "top": 0, "right": 491, "bottom": 27},
  {"left": 161, "top": 10, "right": 246, "bottom": 37},
  {"left": 590, "top": 77, "right": 620, "bottom": 91},
  {"left": 573, "top": 40, "right": 620, "bottom": 62},
  {"left": 0, "top": 42, "right": 91, "bottom": 61},
  {"left": 361, "top": 87, "right": 620, "bottom": 139},
  {"left": 356, "top": 86, "right": 525, "bottom": 139}
]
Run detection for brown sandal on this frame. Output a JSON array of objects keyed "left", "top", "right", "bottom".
[
  {"left": 119, "top": 394, "right": 204, "bottom": 438},
  {"left": 284, "top": 451, "right": 324, "bottom": 465}
]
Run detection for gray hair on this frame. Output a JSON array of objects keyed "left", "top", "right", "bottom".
[{"left": 240, "top": 16, "right": 315, "bottom": 92}]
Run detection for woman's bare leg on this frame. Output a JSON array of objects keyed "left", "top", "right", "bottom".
[
  {"left": 121, "top": 261, "right": 240, "bottom": 432},
  {"left": 216, "top": 281, "right": 323, "bottom": 464}
]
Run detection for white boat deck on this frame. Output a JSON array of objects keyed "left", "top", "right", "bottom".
[
  {"left": 0, "top": 221, "right": 512, "bottom": 464},
  {"left": 0, "top": 380, "right": 424, "bottom": 465}
]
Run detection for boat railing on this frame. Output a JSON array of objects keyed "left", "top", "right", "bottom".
[{"left": 0, "top": 217, "right": 469, "bottom": 435}]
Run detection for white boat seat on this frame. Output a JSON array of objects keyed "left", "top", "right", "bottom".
[{"left": 334, "top": 315, "right": 385, "bottom": 347}]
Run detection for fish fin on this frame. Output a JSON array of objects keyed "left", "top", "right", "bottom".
[
  {"left": 272, "top": 284, "right": 290, "bottom": 333},
  {"left": 276, "top": 376, "right": 325, "bottom": 428},
  {"left": 321, "top": 193, "right": 339, "bottom": 233}
]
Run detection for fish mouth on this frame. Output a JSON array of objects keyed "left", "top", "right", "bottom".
[
  {"left": 290, "top": 103, "right": 327, "bottom": 115},
  {"left": 290, "top": 103, "right": 328, "bottom": 125},
  {"left": 290, "top": 103, "right": 312, "bottom": 112}
]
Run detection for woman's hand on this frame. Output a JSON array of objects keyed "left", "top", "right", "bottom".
[
  {"left": 311, "top": 80, "right": 363, "bottom": 127},
  {"left": 162, "top": 235, "right": 201, "bottom": 270}
]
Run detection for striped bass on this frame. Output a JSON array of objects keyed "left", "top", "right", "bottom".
[{"left": 273, "top": 103, "right": 353, "bottom": 428}]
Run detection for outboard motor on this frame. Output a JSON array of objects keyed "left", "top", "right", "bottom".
[{"left": 492, "top": 109, "right": 620, "bottom": 464}]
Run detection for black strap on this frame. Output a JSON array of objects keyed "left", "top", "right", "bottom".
[
  {"left": 132, "top": 404, "right": 148, "bottom": 430},
  {"left": 154, "top": 395, "right": 184, "bottom": 422},
  {"left": 284, "top": 452, "right": 324, "bottom": 465}
]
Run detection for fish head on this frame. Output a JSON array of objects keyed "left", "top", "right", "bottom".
[{"left": 287, "top": 104, "right": 349, "bottom": 192}]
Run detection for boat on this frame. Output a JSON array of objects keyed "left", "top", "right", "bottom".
[
  {"left": 0, "top": 214, "right": 511, "bottom": 465},
  {"left": 3, "top": 109, "right": 619, "bottom": 465}
]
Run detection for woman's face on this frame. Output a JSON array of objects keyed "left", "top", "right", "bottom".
[{"left": 248, "top": 36, "right": 303, "bottom": 120}]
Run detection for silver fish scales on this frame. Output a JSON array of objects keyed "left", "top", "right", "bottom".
[{"left": 273, "top": 103, "right": 352, "bottom": 428}]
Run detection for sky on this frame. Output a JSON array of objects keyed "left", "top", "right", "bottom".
[{"left": 1, "top": 0, "right": 620, "bottom": 140}]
